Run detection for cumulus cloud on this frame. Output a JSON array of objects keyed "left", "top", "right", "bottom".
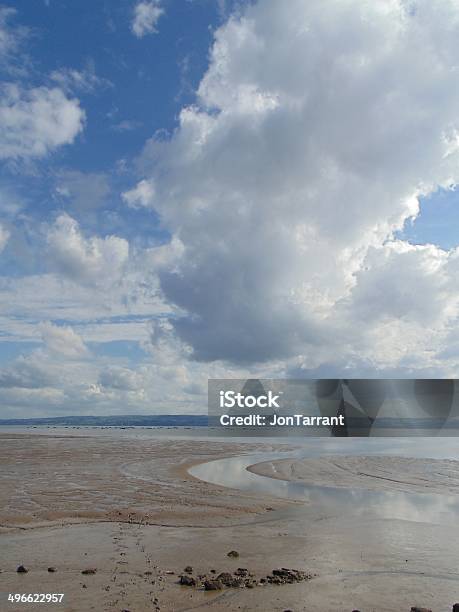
[
  {"left": 0, "top": 354, "right": 54, "bottom": 389},
  {"left": 132, "top": 1, "right": 164, "bottom": 38},
  {"left": 0, "top": 83, "right": 85, "bottom": 159},
  {"left": 46, "top": 214, "right": 129, "bottom": 286},
  {"left": 98, "top": 366, "right": 143, "bottom": 391},
  {"left": 135, "top": 0, "right": 459, "bottom": 372},
  {"left": 40, "top": 321, "right": 89, "bottom": 358},
  {"left": 122, "top": 178, "right": 155, "bottom": 209}
]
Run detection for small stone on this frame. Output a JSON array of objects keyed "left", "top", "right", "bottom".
[
  {"left": 179, "top": 574, "right": 196, "bottom": 587},
  {"left": 410, "top": 608, "right": 432, "bottom": 612},
  {"left": 165, "top": 570, "right": 174, "bottom": 575},
  {"left": 81, "top": 568, "right": 97, "bottom": 575},
  {"left": 204, "top": 579, "right": 223, "bottom": 591},
  {"left": 183, "top": 565, "right": 193, "bottom": 574},
  {"left": 217, "top": 572, "right": 242, "bottom": 587},
  {"left": 16, "top": 565, "right": 28, "bottom": 573},
  {"left": 227, "top": 550, "right": 239, "bottom": 558},
  {"left": 47, "top": 567, "right": 57, "bottom": 573}
]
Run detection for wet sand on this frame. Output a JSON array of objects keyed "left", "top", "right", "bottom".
[
  {"left": 248, "top": 455, "right": 459, "bottom": 495},
  {"left": 1, "top": 432, "right": 459, "bottom": 611}
]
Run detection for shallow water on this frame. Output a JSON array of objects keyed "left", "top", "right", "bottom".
[{"left": 189, "top": 438, "right": 459, "bottom": 526}]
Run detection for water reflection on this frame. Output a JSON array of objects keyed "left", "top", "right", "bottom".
[{"left": 190, "top": 438, "right": 459, "bottom": 526}]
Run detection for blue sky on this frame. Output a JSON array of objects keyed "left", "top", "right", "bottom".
[{"left": 1, "top": 0, "right": 459, "bottom": 417}]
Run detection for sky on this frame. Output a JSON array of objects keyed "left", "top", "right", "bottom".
[{"left": 1, "top": 0, "right": 459, "bottom": 418}]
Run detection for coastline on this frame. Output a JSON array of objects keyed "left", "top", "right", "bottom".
[{"left": 2, "top": 431, "right": 459, "bottom": 611}]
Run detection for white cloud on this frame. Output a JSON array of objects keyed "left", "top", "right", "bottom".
[
  {"left": 0, "top": 354, "right": 54, "bottom": 389},
  {"left": 0, "top": 83, "right": 85, "bottom": 159},
  {"left": 132, "top": 1, "right": 164, "bottom": 38},
  {"left": 111, "top": 119, "right": 142, "bottom": 132},
  {"left": 46, "top": 214, "right": 129, "bottom": 286},
  {"left": 0, "top": 223, "right": 9, "bottom": 253},
  {"left": 122, "top": 178, "right": 155, "bottom": 209},
  {"left": 49, "top": 65, "right": 112, "bottom": 94},
  {"left": 40, "top": 321, "right": 89, "bottom": 358},
  {"left": 98, "top": 366, "right": 143, "bottom": 391},
  {"left": 0, "top": 6, "right": 28, "bottom": 73},
  {"left": 137, "top": 0, "right": 459, "bottom": 373}
]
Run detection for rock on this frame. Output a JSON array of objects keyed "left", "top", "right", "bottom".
[
  {"left": 453, "top": 606, "right": 459, "bottom": 612},
  {"left": 217, "top": 572, "right": 242, "bottom": 587},
  {"left": 165, "top": 570, "right": 174, "bottom": 575},
  {"left": 210, "top": 569, "right": 216, "bottom": 574},
  {"left": 47, "top": 567, "right": 57, "bottom": 573},
  {"left": 268, "top": 568, "right": 309, "bottom": 584},
  {"left": 179, "top": 574, "right": 196, "bottom": 587},
  {"left": 17, "top": 565, "right": 28, "bottom": 573},
  {"left": 183, "top": 565, "right": 193, "bottom": 574},
  {"left": 204, "top": 579, "right": 223, "bottom": 591},
  {"left": 410, "top": 608, "right": 432, "bottom": 612},
  {"left": 235, "top": 568, "right": 248, "bottom": 577},
  {"left": 81, "top": 568, "right": 97, "bottom": 575},
  {"left": 227, "top": 550, "right": 239, "bottom": 558}
]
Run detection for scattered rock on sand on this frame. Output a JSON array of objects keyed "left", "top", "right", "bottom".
[
  {"left": 227, "top": 550, "right": 239, "bottom": 558},
  {"left": 204, "top": 579, "right": 223, "bottom": 591},
  {"left": 267, "top": 568, "right": 310, "bottom": 584},
  {"left": 217, "top": 572, "right": 242, "bottom": 587},
  {"left": 179, "top": 574, "right": 196, "bottom": 586},
  {"left": 16, "top": 565, "right": 28, "bottom": 573},
  {"left": 81, "top": 568, "right": 97, "bottom": 575}
]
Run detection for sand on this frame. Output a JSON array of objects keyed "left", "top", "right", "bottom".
[
  {"left": 1, "top": 432, "right": 459, "bottom": 611},
  {"left": 248, "top": 455, "right": 459, "bottom": 495}
]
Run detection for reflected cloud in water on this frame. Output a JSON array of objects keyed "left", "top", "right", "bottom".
[{"left": 190, "top": 438, "right": 459, "bottom": 526}]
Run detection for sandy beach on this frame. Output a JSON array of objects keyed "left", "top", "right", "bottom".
[
  {"left": 248, "top": 455, "right": 459, "bottom": 495},
  {"left": 1, "top": 431, "right": 459, "bottom": 611}
]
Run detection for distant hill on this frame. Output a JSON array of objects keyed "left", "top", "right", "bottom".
[{"left": 0, "top": 415, "right": 208, "bottom": 427}]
